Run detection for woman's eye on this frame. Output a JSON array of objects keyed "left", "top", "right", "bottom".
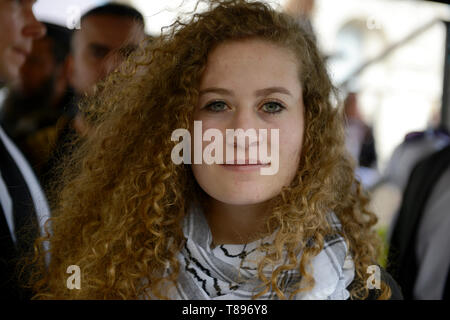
[
  {"left": 204, "top": 101, "right": 228, "bottom": 112},
  {"left": 261, "top": 101, "right": 284, "bottom": 114}
]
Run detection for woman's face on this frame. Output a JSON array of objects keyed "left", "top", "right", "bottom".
[{"left": 191, "top": 38, "right": 305, "bottom": 205}]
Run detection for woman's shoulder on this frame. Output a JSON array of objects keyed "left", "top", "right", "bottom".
[{"left": 347, "top": 265, "right": 404, "bottom": 300}]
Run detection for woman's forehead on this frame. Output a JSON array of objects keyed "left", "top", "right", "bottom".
[
  {"left": 199, "top": 38, "right": 302, "bottom": 93},
  {"left": 205, "top": 38, "right": 297, "bottom": 66}
]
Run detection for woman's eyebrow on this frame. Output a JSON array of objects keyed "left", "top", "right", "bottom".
[
  {"left": 199, "top": 87, "right": 233, "bottom": 96},
  {"left": 254, "top": 87, "right": 292, "bottom": 97},
  {"left": 199, "top": 87, "right": 292, "bottom": 97}
]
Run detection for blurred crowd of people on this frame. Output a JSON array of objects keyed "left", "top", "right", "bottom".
[
  {"left": 0, "top": 1, "right": 148, "bottom": 299},
  {"left": 1, "top": 3, "right": 148, "bottom": 193}
]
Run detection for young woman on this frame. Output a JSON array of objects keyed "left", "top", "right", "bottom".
[{"left": 30, "top": 0, "right": 401, "bottom": 300}]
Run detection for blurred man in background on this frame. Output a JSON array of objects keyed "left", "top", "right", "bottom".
[
  {"left": 67, "top": 2, "right": 147, "bottom": 136},
  {"left": 343, "top": 91, "right": 379, "bottom": 190},
  {"left": 344, "top": 92, "right": 377, "bottom": 168},
  {"left": 0, "top": 23, "right": 72, "bottom": 177},
  {"left": 35, "top": 3, "right": 147, "bottom": 192},
  {"left": 284, "top": 0, "right": 316, "bottom": 40},
  {"left": 0, "top": 0, "right": 48, "bottom": 299}
]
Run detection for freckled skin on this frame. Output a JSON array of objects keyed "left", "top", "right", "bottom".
[{"left": 190, "top": 38, "right": 305, "bottom": 244}]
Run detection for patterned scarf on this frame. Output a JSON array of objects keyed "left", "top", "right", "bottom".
[{"left": 167, "top": 204, "right": 355, "bottom": 300}]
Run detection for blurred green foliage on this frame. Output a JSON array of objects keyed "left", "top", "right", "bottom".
[{"left": 377, "top": 226, "right": 389, "bottom": 268}]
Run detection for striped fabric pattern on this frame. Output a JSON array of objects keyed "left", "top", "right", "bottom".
[{"left": 171, "top": 205, "right": 355, "bottom": 300}]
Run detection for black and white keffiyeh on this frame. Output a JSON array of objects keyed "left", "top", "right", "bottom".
[{"left": 166, "top": 205, "right": 355, "bottom": 300}]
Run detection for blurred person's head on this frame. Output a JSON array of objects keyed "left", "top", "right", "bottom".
[
  {"left": 284, "top": 0, "right": 315, "bottom": 18},
  {"left": 284, "top": 0, "right": 316, "bottom": 40},
  {"left": 18, "top": 22, "right": 71, "bottom": 101},
  {"left": 68, "top": 2, "right": 146, "bottom": 96},
  {"left": 0, "top": 23, "right": 72, "bottom": 139},
  {"left": 0, "top": 0, "right": 46, "bottom": 85},
  {"left": 344, "top": 92, "right": 362, "bottom": 121}
]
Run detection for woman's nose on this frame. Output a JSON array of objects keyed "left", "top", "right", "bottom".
[
  {"left": 225, "top": 105, "right": 261, "bottom": 151},
  {"left": 229, "top": 105, "right": 259, "bottom": 131}
]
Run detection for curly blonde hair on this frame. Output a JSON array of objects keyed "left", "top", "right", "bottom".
[{"left": 29, "top": 0, "right": 390, "bottom": 299}]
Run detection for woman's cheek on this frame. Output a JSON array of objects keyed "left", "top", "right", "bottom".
[{"left": 279, "top": 124, "right": 303, "bottom": 174}]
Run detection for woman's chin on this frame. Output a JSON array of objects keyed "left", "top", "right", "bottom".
[
  {"left": 205, "top": 187, "right": 278, "bottom": 206},
  {"left": 192, "top": 165, "right": 288, "bottom": 206}
]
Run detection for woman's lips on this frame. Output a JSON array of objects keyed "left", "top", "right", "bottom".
[{"left": 219, "top": 161, "right": 271, "bottom": 171}]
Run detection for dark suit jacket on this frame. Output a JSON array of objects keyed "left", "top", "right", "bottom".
[
  {"left": 0, "top": 127, "right": 48, "bottom": 300},
  {"left": 388, "top": 144, "right": 450, "bottom": 299}
]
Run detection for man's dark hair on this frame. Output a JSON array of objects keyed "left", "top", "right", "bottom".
[
  {"left": 43, "top": 22, "right": 72, "bottom": 65},
  {"left": 81, "top": 2, "right": 145, "bottom": 27}
]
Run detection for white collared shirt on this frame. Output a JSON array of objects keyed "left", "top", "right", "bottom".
[{"left": 0, "top": 125, "right": 50, "bottom": 245}]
